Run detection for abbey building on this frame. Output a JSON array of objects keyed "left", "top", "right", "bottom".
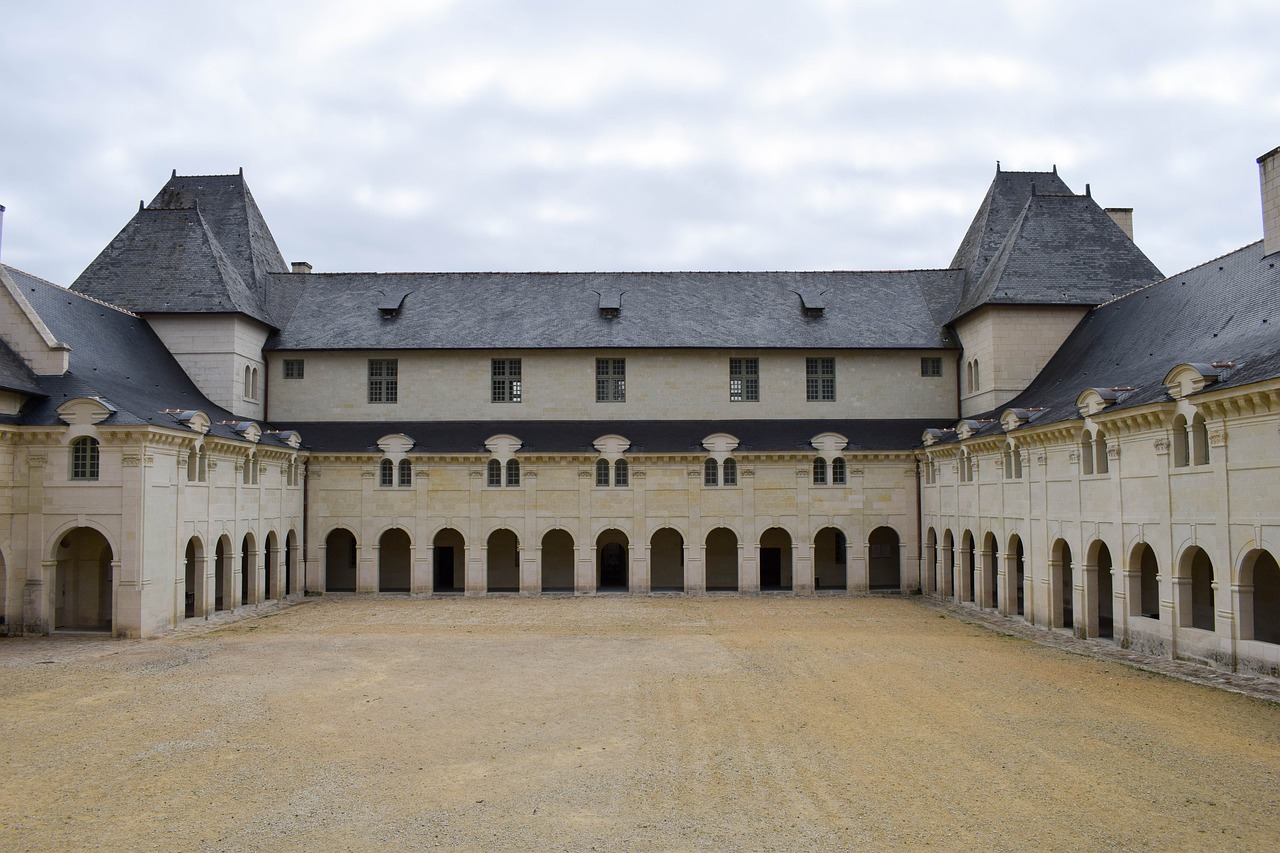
[{"left": 1, "top": 148, "right": 1278, "bottom": 676}]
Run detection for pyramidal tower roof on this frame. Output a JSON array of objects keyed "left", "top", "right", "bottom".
[{"left": 72, "top": 171, "right": 289, "bottom": 326}]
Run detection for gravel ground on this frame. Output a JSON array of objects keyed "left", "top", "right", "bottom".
[{"left": 2, "top": 596, "right": 1278, "bottom": 852}]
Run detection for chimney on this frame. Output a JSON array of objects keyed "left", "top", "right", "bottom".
[
  {"left": 291, "top": 261, "right": 313, "bottom": 274},
  {"left": 0, "top": 203, "right": 5, "bottom": 261},
  {"left": 1105, "top": 208, "right": 1134, "bottom": 241},
  {"left": 1259, "top": 145, "right": 1280, "bottom": 257}
]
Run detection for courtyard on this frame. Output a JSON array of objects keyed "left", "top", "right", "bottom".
[{"left": 1, "top": 596, "right": 1278, "bottom": 851}]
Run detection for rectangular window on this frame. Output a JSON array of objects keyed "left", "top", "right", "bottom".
[
  {"left": 491, "top": 358, "right": 522, "bottom": 403},
  {"left": 283, "top": 359, "right": 305, "bottom": 379},
  {"left": 596, "top": 358, "right": 626, "bottom": 402},
  {"left": 368, "top": 358, "right": 398, "bottom": 404},
  {"left": 806, "top": 357, "right": 835, "bottom": 401},
  {"left": 729, "top": 358, "right": 759, "bottom": 402},
  {"left": 920, "top": 357, "right": 942, "bottom": 377}
]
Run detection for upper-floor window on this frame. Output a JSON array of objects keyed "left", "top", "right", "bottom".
[
  {"left": 244, "top": 365, "right": 260, "bottom": 401},
  {"left": 615, "top": 459, "right": 628, "bottom": 487},
  {"left": 830, "top": 457, "right": 846, "bottom": 484},
  {"left": 813, "top": 457, "right": 827, "bottom": 485},
  {"left": 595, "top": 458, "right": 629, "bottom": 487},
  {"left": 596, "top": 358, "right": 626, "bottom": 402},
  {"left": 920, "top": 357, "right": 942, "bottom": 377},
  {"left": 722, "top": 458, "right": 737, "bottom": 486},
  {"left": 505, "top": 459, "right": 521, "bottom": 487},
  {"left": 283, "top": 359, "right": 304, "bottom": 379},
  {"left": 806, "top": 357, "right": 835, "bottom": 401},
  {"left": 704, "top": 457, "right": 719, "bottom": 487},
  {"left": 243, "top": 455, "right": 259, "bottom": 485},
  {"left": 705, "top": 458, "right": 737, "bottom": 487},
  {"left": 487, "top": 459, "right": 502, "bottom": 487},
  {"left": 1003, "top": 447, "right": 1022, "bottom": 480},
  {"left": 368, "top": 359, "right": 398, "bottom": 404},
  {"left": 380, "top": 458, "right": 395, "bottom": 487},
  {"left": 729, "top": 358, "right": 759, "bottom": 402},
  {"left": 70, "top": 436, "right": 99, "bottom": 481},
  {"left": 492, "top": 358, "right": 522, "bottom": 403},
  {"left": 398, "top": 459, "right": 413, "bottom": 487}
]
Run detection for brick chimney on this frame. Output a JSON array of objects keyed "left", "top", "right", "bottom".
[
  {"left": 1259, "top": 146, "right": 1280, "bottom": 257},
  {"left": 1105, "top": 207, "right": 1134, "bottom": 241}
]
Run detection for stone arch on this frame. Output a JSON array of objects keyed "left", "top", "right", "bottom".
[
  {"left": 1177, "top": 545, "right": 1215, "bottom": 631},
  {"left": 706, "top": 527, "right": 739, "bottom": 591},
  {"left": 960, "top": 529, "right": 976, "bottom": 603},
  {"left": 1086, "top": 539, "right": 1114, "bottom": 639},
  {"left": 378, "top": 528, "right": 412, "bottom": 593},
  {"left": 923, "top": 527, "right": 937, "bottom": 596},
  {"left": 184, "top": 535, "right": 205, "bottom": 619},
  {"left": 53, "top": 527, "right": 114, "bottom": 631},
  {"left": 597, "top": 529, "right": 629, "bottom": 591},
  {"left": 1239, "top": 549, "right": 1280, "bottom": 645},
  {"left": 1130, "top": 542, "right": 1160, "bottom": 619},
  {"left": 432, "top": 528, "right": 465, "bottom": 593},
  {"left": 759, "top": 527, "right": 793, "bottom": 591},
  {"left": 215, "top": 534, "right": 234, "bottom": 611},
  {"left": 650, "top": 528, "right": 685, "bottom": 592},
  {"left": 540, "top": 529, "right": 575, "bottom": 592},
  {"left": 285, "top": 529, "right": 299, "bottom": 597},
  {"left": 868, "top": 526, "right": 900, "bottom": 590},
  {"left": 325, "top": 527, "right": 358, "bottom": 592},
  {"left": 980, "top": 531, "right": 998, "bottom": 608},
  {"left": 1171, "top": 414, "right": 1190, "bottom": 468},
  {"left": 264, "top": 530, "right": 279, "bottom": 601},
  {"left": 240, "top": 531, "right": 258, "bottom": 606},
  {"left": 486, "top": 529, "right": 520, "bottom": 593},
  {"left": 1007, "top": 533, "right": 1026, "bottom": 616},
  {"left": 813, "top": 526, "right": 847, "bottom": 591},
  {"left": 1190, "top": 413, "right": 1210, "bottom": 465},
  {"left": 940, "top": 529, "right": 955, "bottom": 598},
  {"left": 1051, "top": 538, "right": 1074, "bottom": 630},
  {"left": 0, "top": 546, "right": 6, "bottom": 631}
]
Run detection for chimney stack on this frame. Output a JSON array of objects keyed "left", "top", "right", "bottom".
[
  {"left": 291, "top": 261, "right": 313, "bottom": 274},
  {"left": 1259, "top": 145, "right": 1280, "bottom": 257},
  {"left": 1105, "top": 207, "right": 1134, "bottom": 241},
  {"left": 0, "top": 203, "right": 5, "bottom": 261}
]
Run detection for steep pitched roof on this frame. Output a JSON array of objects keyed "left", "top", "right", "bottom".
[
  {"left": 267, "top": 269, "right": 964, "bottom": 351},
  {"left": 3, "top": 265, "right": 291, "bottom": 445},
  {"left": 962, "top": 240, "right": 1280, "bottom": 436},
  {"left": 950, "top": 192, "right": 1164, "bottom": 321},
  {"left": 0, "top": 336, "right": 42, "bottom": 396},
  {"left": 71, "top": 172, "right": 295, "bottom": 327}
]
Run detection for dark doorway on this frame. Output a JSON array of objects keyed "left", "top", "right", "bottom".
[{"left": 760, "top": 548, "right": 783, "bottom": 589}]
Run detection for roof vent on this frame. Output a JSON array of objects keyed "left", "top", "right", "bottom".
[
  {"left": 791, "top": 287, "right": 826, "bottom": 317},
  {"left": 595, "top": 288, "right": 625, "bottom": 319},
  {"left": 378, "top": 287, "right": 412, "bottom": 319}
]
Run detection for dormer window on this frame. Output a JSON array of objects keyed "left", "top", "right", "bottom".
[
  {"left": 792, "top": 287, "right": 826, "bottom": 318},
  {"left": 595, "top": 288, "right": 624, "bottom": 319}
]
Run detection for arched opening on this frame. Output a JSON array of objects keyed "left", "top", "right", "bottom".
[
  {"left": 378, "top": 528, "right": 411, "bottom": 592},
  {"left": 505, "top": 459, "right": 520, "bottom": 487},
  {"left": 240, "top": 533, "right": 257, "bottom": 606},
  {"left": 285, "top": 530, "right": 298, "bottom": 597},
  {"left": 325, "top": 528, "right": 358, "bottom": 592},
  {"left": 264, "top": 531, "right": 278, "bottom": 601},
  {"left": 398, "top": 459, "right": 412, "bottom": 487},
  {"left": 812, "top": 458, "right": 827, "bottom": 485},
  {"left": 597, "top": 529, "right": 629, "bottom": 591},
  {"left": 650, "top": 528, "right": 685, "bottom": 592},
  {"left": 69, "top": 436, "right": 100, "bottom": 480},
  {"left": 1095, "top": 431, "right": 1109, "bottom": 474},
  {"left": 961, "top": 530, "right": 976, "bottom": 603},
  {"left": 1171, "top": 414, "right": 1190, "bottom": 468},
  {"left": 924, "top": 528, "right": 937, "bottom": 595},
  {"left": 868, "top": 527, "right": 900, "bottom": 590},
  {"left": 487, "top": 459, "right": 502, "bottom": 487},
  {"left": 940, "top": 530, "right": 955, "bottom": 598},
  {"left": 184, "top": 537, "right": 203, "bottom": 618},
  {"left": 53, "top": 528, "right": 113, "bottom": 631},
  {"left": 596, "top": 458, "right": 610, "bottom": 487},
  {"left": 486, "top": 529, "right": 520, "bottom": 592},
  {"left": 1052, "top": 539, "right": 1074, "bottom": 629},
  {"left": 1191, "top": 414, "right": 1210, "bottom": 466},
  {"left": 1089, "top": 541, "right": 1113, "bottom": 639},
  {"left": 759, "top": 527, "right": 793, "bottom": 591},
  {"left": 433, "top": 528, "right": 465, "bottom": 593},
  {"left": 980, "top": 532, "right": 998, "bottom": 608},
  {"left": 540, "top": 529, "right": 575, "bottom": 592},
  {"left": 0, "top": 549, "right": 6, "bottom": 630},
  {"left": 704, "top": 458, "right": 718, "bottom": 487},
  {"left": 814, "top": 527, "right": 847, "bottom": 591},
  {"left": 1241, "top": 550, "right": 1280, "bottom": 644},
  {"left": 614, "top": 459, "right": 628, "bottom": 486},
  {"left": 1180, "top": 546, "right": 1215, "bottom": 631},
  {"left": 215, "top": 536, "right": 232, "bottom": 611},
  {"left": 705, "top": 528, "right": 739, "bottom": 591},
  {"left": 379, "top": 458, "right": 394, "bottom": 487},
  {"left": 1131, "top": 543, "right": 1160, "bottom": 619},
  {"left": 1008, "top": 534, "right": 1025, "bottom": 616},
  {"left": 1081, "top": 432, "right": 1094, "bottom": 475}
]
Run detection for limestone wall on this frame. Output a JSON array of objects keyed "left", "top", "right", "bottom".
[
  {"left": 955, "top": 305, "right": 1089, "bottom": 417},
  {"left": 147, "top": 315, "right": 270, "bottom": 420}
]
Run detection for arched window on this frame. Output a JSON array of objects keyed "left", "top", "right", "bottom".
[
  {"left": 379, "top": 458, "right": 394, "bottom": 487},
  {"left": 244, "top": 364, "right": 252, "bottom": 398},
  {"left": 487, "top": 459, "right": 502, "bottom": 487},
  {"left": 596, "top": 458, "right": 611, "bottom": 487},
  {"left": 973, "top": 359, "right": 980, "bottom": 391},
  {"left": 1172, "top": 414, "right": 1190, "bottom": 468},
  {"left": 812, "top": 458, "right": 827, "bottom": 485},
  {"left": 397, "top": 459, "right": 412, "bottom": 487},
  {"left": 1095, "top": 431, "right": 1109, "bottom": 474},
  {"left": 505, "top": 459, "right": 520, "bottom": 487},
  {"left": 187, "top": 447, "right": 198, "bottom": 482},
  {"left": 250, "top": 367, "right": 259, "bottom": 400},
  {"left": 704, "top": 458, "right": 719, "bottom": 487},
  {"left": 723, "top": 458, "right": 738, "bottom": 486},
  {"left": 197, "top": 447, "right": 208, "bottom": 482},
  {"left": 831, "top": 457, "right": 846, "bottom": 484},
  {"left": 1191, "top": 414, "right": 1209, "bottom": 465},
  {"left": 1080, "top": 432, "right": 1094, "bottom": 475},
  {"left": 70, "top": 436, "right": 100, "bottom": 480},
  {"left": 614, "top": 459, "right": 629, "bottom": 487}
]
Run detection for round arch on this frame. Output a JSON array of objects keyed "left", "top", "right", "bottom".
[
  {"left": 1006, "top": 533, "right": 1026, "bottom": 617},
  {"left": 596, "top": 528, "right": 629, "bottom": 591},
  {"left": 759, "top": 527, "right": 793, "bottom": 591},
  {"left": 1051, "top": 538, "right": 1074, "bottom": 630},
  {"left": 214, "top": 534, "right": 235, "bottom": 611},
  {"left": 941, "top": 529, "right": 955, "bottom": 599},
  {"left": 650, "top": 527, "right": 685, "bottom": 592},
  {"left": 1176, "top": 545, "right": 1216, "bottom": 632},
  {"left": 1239, "top": 549, "right": 1280, "bottom": 645},
  {"left": 324, "top": 527, "right": 358, "bottom": 592},
  {"left": 979, "top": 531, "right": 998, "bottom": 608},
  {"left": 183, "top": 535, "right": 206, "bottom": 619},
  {"left": 923, "top": 527, "right": 938, "bottom": 596},
  {"left": 432, "top": 527, "right": 466, "bottom": 593},
  {"left": 868, "top": 526, "right": 900, "bottom": 591},
  {"left": 813, "top": 526, "right": 847, "bottom": 592},
  {"left": 540, "top": 528, "right": 575, "bottom": 593},
  {"left": 263, "top": 530, "right": 280, "bottom": 601},
  {"left": 1085, "top": 539, "right": 1114, "bottom": 639},
  {"left": 705, "top": 527, "right": 739, "bottom": 592},
  {"left": 378, "top": 527, "right": 412, "bottom": 593},
  {"left": 53, "top": 527, "right": 114, "bottom": 631},
  {"left": 486, "top": 528, "right": 520, "bottom": 593},
  {"left": 960, "top": 530, "right": 976, "bottom": 604}
]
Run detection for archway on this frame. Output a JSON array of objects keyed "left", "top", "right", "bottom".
[
  {"left": 487, "top": 529, "right": 520, "bottom": 592},
  {"left": 264, "top": 531, "right": 278, "bottom": 601},
  {"left": 1241, "top": 550, "right": 1280, "bottom": 644},
  {"left": 433, "top": 528, "right": 465, "bottom": 593},
  {"left": 650, "top": 528, "right": 685, "bottom": 591},
  {"left": 941, "top": 530, "right": 955, "bottom": 598},
  {"left": 868, "top": 527, "right": 900, "bottom": 590},
  {"left": 541, "top": 529, "right": 575, "bottom": 592},
  {"left": 215, "top": 536, "right": 232, "bottom": 611},
  {"left": 1008, "top": 534, "right": 1025, "bottom": 616},
  {"left": 0, "top": 548, "right": 6, "bottom": 630},
  {"left": 1088, "top": 541, "right": 1113, "bottom": 639},
  {"left": 285, "top": 530, "right": 298, "bottom": 596},
  {"left": 1131, "top": 543, "right": 1160, "bottom": 619},
  {"left": 814, "top": 527, "right": 847, "bottom": 591},
  {"left": 759, "top": 527, "right": 793, "bottom": 591},
  {"left": 184, "top": 537, "right": 204, "bottom": 618},
  {"left": 924, "top": 528, "right": 937, "bottom": 596},
  {"left": 961, "top": 530, "right": 976, "bottom": 603},
  {"left": 325, "top": 528, "right": 358, "bottom": 592},
  {"left": 379, "top": 528, "right": 412, "bottom": 592},
  {"left": 240, "top": 532, "right": 257, "bottom": 606},
  {"left": 597, "top": 529, "right": 629, "bottom": 591},
  {"left": 705, "top": 528, "right": 739, "bottom": 591},
  {"left": 980, "top": 532, "right": 998, "bottom": 608},
  {"left": 53, "top": 527, "right": 113, "bottom": 631},
  {"left": 1180, "top": 546, "right": 1215, "bottom": 631},
  {"left": 1052, "top": 539, "right": 1074, "bottom": 629}
]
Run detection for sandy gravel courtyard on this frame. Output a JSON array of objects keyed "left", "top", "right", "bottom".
[{"left": 2, "top": 596, "right": 1278, "bottom": 851}]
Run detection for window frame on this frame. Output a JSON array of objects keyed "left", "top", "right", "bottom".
[
  {"left": 283, "top": 359, "right": 305, "bottom": 379},
  {"left": 595, "top": 358, "right": 626, "bottom": 403},
  {"left": 806, "top": 357, "right": 836, "bottom": 402},
  {"left": 920, "top": 357, "right": 942, "bottom": 377},
  {"left": 491, "top": 358, "right": 523, "bottom": 403},
  {"left": 596, "top": 458, "right": 611, "bottom": 487},
  {"left": 368, "top": 358, "right": 399, "bottom": 404},
  {"left": 70, "top": 436, "right": 100, "bottom": 481},
  {"left": 379, "top": 458, "right": 395, "bottom": 487},
  {"left": 487, "top": 459, "right": 502, "bottom": 488},
  {"left": 729, "top": 357, "right": 760, "bottom": 402},
  {"left": 397, "top": 458, "right": 413, "bottom": 487},
  {"left": 505, "top": 459, "right": 521, "bottom": 487}
]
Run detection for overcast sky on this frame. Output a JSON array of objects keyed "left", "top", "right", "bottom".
[{"left": 2, "top": 0, "right": 1278, "bottom": 287}]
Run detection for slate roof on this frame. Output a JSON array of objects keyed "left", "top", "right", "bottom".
[
  {"left": 71, "top": 173, "right": 297, "bottom": 327},
  {"left": 0, "top": 336, "right": 43, "bottom": 396},
  {"left": 957, "top": 240, "right": 1280, "bottom": 439},
  {"left": 2, "top": 264, "right": 293, "bottom": 445},
  {"left": 288, "top": 418, "right": 949, "bottom": 454},
  {"left": 267, "top": 269, "right": 965, "bottom": 351}
]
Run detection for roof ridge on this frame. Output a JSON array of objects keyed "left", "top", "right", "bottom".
[
  {"left": 269, "top": 268, "right": 960, "bottom": 277},
  {"left": 2, "top": 264, "right": 139, "bottom": 317},
  {"left": 1094, "top": 239, "right": 1266, "bottom": 309}
]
